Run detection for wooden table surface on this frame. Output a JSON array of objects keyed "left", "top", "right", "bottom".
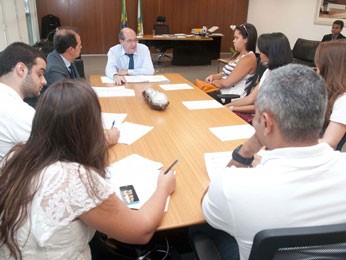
[{"left": 90, "top": 73, "right": 247, "bottom": 230}]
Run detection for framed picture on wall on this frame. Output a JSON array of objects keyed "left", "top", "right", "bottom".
[{"left": 315, "top": 0, "right": 346, "bottom": 25}]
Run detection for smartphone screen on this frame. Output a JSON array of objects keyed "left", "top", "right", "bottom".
[{"left": 119, "top": 185, "right": 140, "bottom": 205}]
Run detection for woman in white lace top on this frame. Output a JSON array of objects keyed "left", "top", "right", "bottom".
[{"left": 0, "top": 79, "right": 176, "bottom": 260}]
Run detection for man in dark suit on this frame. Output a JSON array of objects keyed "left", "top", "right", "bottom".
[
  {"left": 45, "top": 28, "right": 82, "bottom": 86},
  {"left": 322, "top": 20, "right": 346, "bottom": 41},
  {"left": 25, "top": 28, "right": 82, "bottom": 108}
]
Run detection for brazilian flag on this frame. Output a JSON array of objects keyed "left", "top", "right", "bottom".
[
  {"left": 137, "top": 0, "right": 143, "bottom": 36},
  {"left": 120, "top": 0, "right": 128, "bottom": 29}
]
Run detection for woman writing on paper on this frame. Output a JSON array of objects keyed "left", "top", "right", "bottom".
[
  {"left": 195, "top": 23, "right": 257, "bottom": 103},
  {"left": 0, "top": 79, "right": 176, "bottom": 259}
]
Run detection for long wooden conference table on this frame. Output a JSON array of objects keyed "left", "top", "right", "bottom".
[{"left": 90, "top": 73, "right": 247, "bottom": 230}]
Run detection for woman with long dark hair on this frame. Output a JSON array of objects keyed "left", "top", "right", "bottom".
[
  {"left": 225, "top": 32, "right": 293, "bottom": 116},
  {"left": 315, "top": 39, "right": 346, "bottom": 150},
  {"left": 0, "top": 79, "right": 176, "bottom": 259}
]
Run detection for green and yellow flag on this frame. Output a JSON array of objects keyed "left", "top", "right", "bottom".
[
  {"left": 137, "top": 0, "right": 143, "bottom": 36},
  {"left": 120, "top": 0, "right": 128, "bottom": 29}
]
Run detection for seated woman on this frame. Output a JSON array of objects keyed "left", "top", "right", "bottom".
[
  {"left": 228, "top": 39, "right": 346, "bottom": 168},
  {"left": 225, "top": 32, "right": 293, "bottom": 123},
  {"left": 316, "top": 39, "right": 346, "bottom": 150},
  {"left": 195, "top": 23, "right": 257, "bottom": 103},
  {"left": 0, "top": 79, "right": 176, "bottom": 259}
]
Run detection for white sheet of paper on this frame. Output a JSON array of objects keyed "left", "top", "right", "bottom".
[
  {"left": 101, "top": 112, "right": 127, "bottom": 129},
  {"left": 204, "top": 151, "right": 232, "bottom": 181},
  {"left": 209, "top": 124, "right": 255, "bottom": 141},
  {"left": 101, "top": 76, "right": 115, "bottom": 83},
  {"left": 159, "top": 83, "right": 194, "bottom": 90},
  {"left": 182, "top": 100, "right": 224, "bottom": 110},
  {"left": 92, "top": 87, "right": 135, "bottom": 97},
  {"left": 117, "top": 122, "right": 153, "bottom": 145},
  {"left": 106, "top": 154, "right": 171, "bottom": 211},
  {"left": 204, "top": 150, "right": 266, "bottom": 180},
  {"left": 124, "top": 75, "right": 169, "bottom": 83}
]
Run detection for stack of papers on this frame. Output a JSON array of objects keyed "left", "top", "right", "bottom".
[{"left": 107, "top": 154, "right": 172, "bottom": 211}]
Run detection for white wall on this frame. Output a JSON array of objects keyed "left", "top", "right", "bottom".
[
  {"left": 0, "top": 0, "right": 39, "bottom": 51},
  {"left": 247, "top": 0, "right": 332, "bottom": 48}
]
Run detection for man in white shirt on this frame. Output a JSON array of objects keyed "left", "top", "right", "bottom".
[
  {"left": 202, "top": 64, "right": 346, "bottom": 260},
  {"left": 0, "top": 42, "right": 47, "bottom": 160},
  {"left": 105, "top": 27, "right": 154, "bottom": 85}
]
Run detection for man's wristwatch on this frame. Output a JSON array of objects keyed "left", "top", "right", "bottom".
[{"left": 232, "top": 145, "right": 254, "bottom": 165}]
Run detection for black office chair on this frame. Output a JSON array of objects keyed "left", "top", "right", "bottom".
[
  {"left": 153, "top": 21, "right": 173, "bottom": 63},
  {"left": 217, "top": 54, "right": 267, "bottom": 104},
  {"left": 191, "top": 223, "right": 346, "bottom": 260}
]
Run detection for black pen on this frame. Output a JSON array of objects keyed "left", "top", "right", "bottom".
[
  {"left": 111, "top": 120, "right": 115, "bottom": 129},
  {"left": 163, "top": 159, "right": 179, "bottom": 174}
]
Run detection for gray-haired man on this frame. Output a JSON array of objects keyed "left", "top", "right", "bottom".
[{"left": 202, "top": 64, "right": 346, "bottom": 260}]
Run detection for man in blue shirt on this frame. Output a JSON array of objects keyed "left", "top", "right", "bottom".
[{"left": 105, "top": 28, "right": 154, "bottom": 85}]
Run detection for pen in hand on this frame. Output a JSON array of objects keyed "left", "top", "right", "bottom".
[
  {"left": 163, "top": 159, "right": 179, "bottom": 175},
  {"left": 111, "top": 120, "right": 115, "bottom": 129}
]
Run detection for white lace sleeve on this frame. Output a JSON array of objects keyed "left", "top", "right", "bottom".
[{"left": 31, "top": 162, "right": 115, "bottom": 246}]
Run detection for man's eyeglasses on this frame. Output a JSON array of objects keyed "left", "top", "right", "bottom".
[{"left": 125, "top": 39, "right": 139, "bottom": 43}]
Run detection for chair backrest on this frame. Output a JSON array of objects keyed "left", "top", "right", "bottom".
[
  {"left": 249, "top": 223, "right": 346, "bottom": 260},
  {"left": 292, "top": 38, "right": 321, "bottom": 67},
  {"left": 153, "top": 24, "right": 170, "bottom": 35}
]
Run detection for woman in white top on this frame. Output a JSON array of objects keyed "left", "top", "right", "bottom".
[
  {"left": 316, "top": 39, "right": 346, "bottom": 150},
  {"left": 0, "top": 79, "right": 176, "bottom": 259},
  {"left": 225, "top": 33, "right": 293, "bottom": 122},
  {"left": 200, "top": 23, "right": 258, "bottom": 103}
]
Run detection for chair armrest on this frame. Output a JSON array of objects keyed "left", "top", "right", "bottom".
[
  {"left": 190, "top": 231, "right": 222, "bottom": 260},
  {"left": 217, "top": 94, "right": 240, "bottom": 99}
]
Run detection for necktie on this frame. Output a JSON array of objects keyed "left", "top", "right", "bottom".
[
  {"left": 68, "top": 65, "right": 77, "bottom": 79},
  {"left": 125, "top": 53, "right": 134, "bottom": 70}
]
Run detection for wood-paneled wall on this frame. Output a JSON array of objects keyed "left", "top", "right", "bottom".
[{"left": 36, "top": 0, "right": 249, "bottom": 54}]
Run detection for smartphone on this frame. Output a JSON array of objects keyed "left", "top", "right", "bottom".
[{"left": 119, "top": 185, "right": 140, "bottom": 205}]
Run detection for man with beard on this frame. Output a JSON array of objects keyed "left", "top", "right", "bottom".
[{"left": 0, "top": 42, "right": 47, "bottom": 160}]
